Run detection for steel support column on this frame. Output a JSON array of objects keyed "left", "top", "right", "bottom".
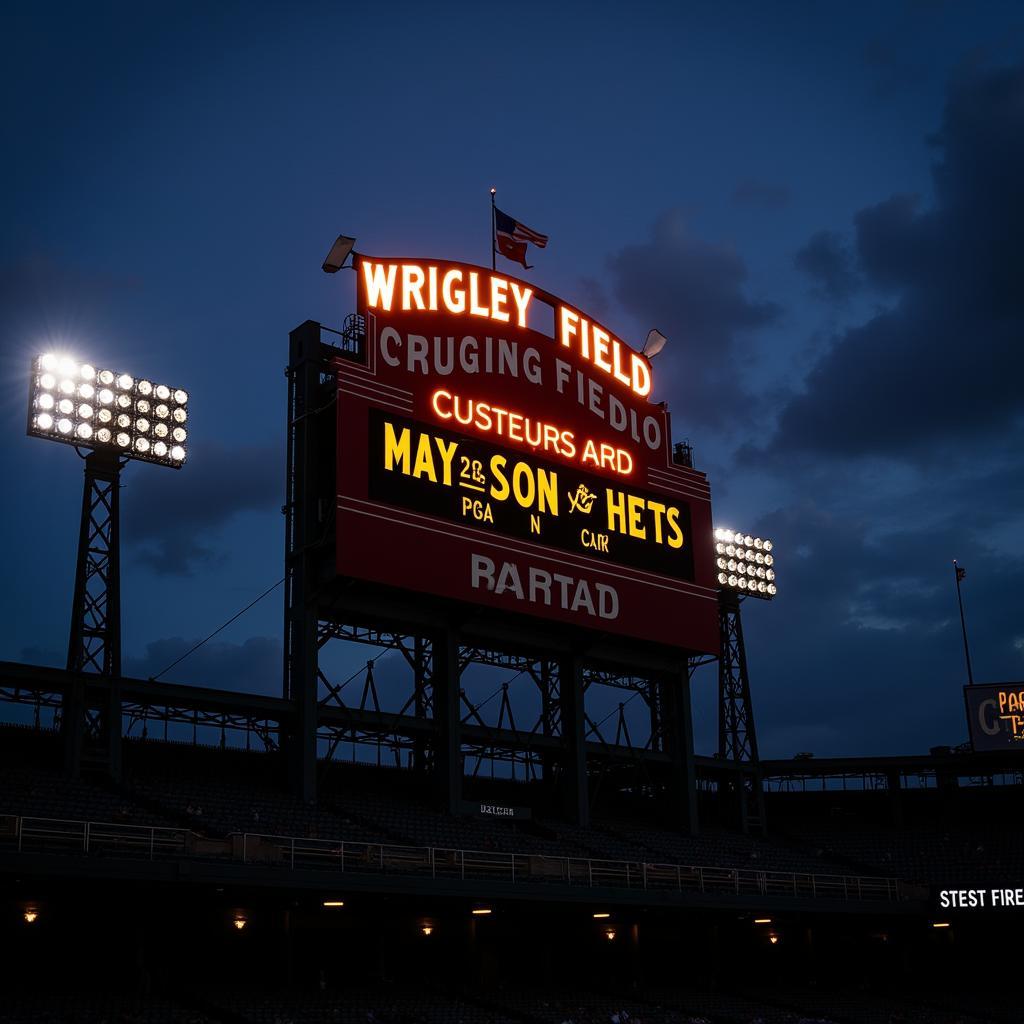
[
  {"left": 558, "top": 653, "right": 589, "bottom": 826},
  {"left": 717, "top": 591, "right": 766, "bottom": 833},
  {"left": 283, "top": 320, "right": 324, "bottom": 803},
  {"left": 62, "top": 449, "right": 122, "bottom": 779},
  {"left": 660, "top": 669, "right": 699, "bottom": 834},
  {"left": 433, "top": 628, "right": 462, "bottom": 813}
]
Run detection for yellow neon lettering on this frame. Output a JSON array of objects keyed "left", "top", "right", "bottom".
[
  {"left": 606, "top": 489, "right": 627, "bottom": 533},
  {"left": 489, "top": 455, "right": 509, "bottom": 501},
  {"left": 626, "top": 495, "right": 646, "bottom": 539},
  {"left": 435, "top": 437, "right": 457, "bottom": 486},
  {"left": 537, "top": 468, "right": 558, "bottom": 515},
  {"left": 512, "top": 464, "right": 534, "bottom": 509},
  {"left": 666, "top": 507, "right": 684, "bottom": 549},
  {"left": 647, "top": 500, "right": 666, "bottom": 544},
  {"left": 384, "top": 422, "right": 411, "bottom": 473},
  {"left": 412, "top": 434, "right": 437, "bottom": 482}
]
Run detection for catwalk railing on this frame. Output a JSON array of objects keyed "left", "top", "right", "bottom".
[{"left": 1, "top": 815, "right": 903, "bottom": 902}]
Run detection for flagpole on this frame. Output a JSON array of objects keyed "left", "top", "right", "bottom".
[
  {"left": 490, "top": 187, "right": 497, "bottom": 271},
  {"left": 953, "top": 559, "right": 975, "bottom": 686}
]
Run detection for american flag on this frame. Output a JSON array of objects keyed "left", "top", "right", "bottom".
[{"left": 494, "top": 207, "right": 548, "bottom": 269}]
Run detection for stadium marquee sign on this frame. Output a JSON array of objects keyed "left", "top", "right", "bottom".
[
  {"left": 938, "top": 887, "right": 1024, "bottom": 910},
  {"left": 335, "top": 256, "right": 719, "bottom": 652},
  {"left": 964, "top": 682, "right": 1024, "bottom": 752}
]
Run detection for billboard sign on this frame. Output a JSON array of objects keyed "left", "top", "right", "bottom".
[
  {"left": 965, "top": 683, "right": 1024, "bottom": 752},
  {"left": 335, "top": 256, "right": 719, "bottom": 652}
]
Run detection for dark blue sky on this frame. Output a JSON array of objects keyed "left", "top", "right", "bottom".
[{"left": 3, "top": 2, "right": 1023, "bottom": 758}]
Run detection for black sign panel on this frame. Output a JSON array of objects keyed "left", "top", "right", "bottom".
[
  {"left": 965, "top": 683, "right": 1024, "bottom": 752},
  {"left": 367, "top": 409, "right": 695, "bottom": 581}
]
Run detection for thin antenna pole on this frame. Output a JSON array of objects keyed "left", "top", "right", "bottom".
[
  {"left": 490, "top": 187, "right": 497, "bottom": 271},
  {"left": 953, "top": 559, "right": 975, "bottom": 686}
]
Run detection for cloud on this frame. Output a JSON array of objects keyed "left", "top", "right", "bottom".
[
  {"left": 862, "top": 36, "right": 920, "bottom": 99},
  {"left": 123, "top": 634, "right": 282, "bottom": 693},
  {"left": 18, "top": 633, "right": 284, "bottom": 695},
  {"left": 574, "top": 276, "right": 610, "bottom": 320},
  {"left": 736, "top": 493, "right": 1024, "bottom": 757},
  {"left": 123, "top": 440, "right": 282, "bottom": 574},
  {"left": 607, "top": 210, "right": 782, "bottom": 427},
  {"left": 794, "top": 229, "right": 860, "bottom": 303},
  {"left": 765, "top": 61, "right": 1024, "bottom": 461},
  {"left": 732, "top": 179, "right": 791, "bottom": 209}
]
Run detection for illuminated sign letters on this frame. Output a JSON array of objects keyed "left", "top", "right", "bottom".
[
  {"left": 938, "top": 887, "right": 1024, "bottom": 909},
  {"left": 336, "top": 256, "right": 719, "bottom": 652},
  {"left": 964, "top": 683, "right": 1024, "bottom": 752}
]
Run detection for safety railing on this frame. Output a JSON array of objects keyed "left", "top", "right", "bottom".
[
  {"left": 0, "top": 815, "right": 902, "bottom": 902},
  {"left": 235, "top": 831, "right": 902, "bottom": 902},
  {"left": 6, "top": 815, "right": 192, "bottom": 860}
]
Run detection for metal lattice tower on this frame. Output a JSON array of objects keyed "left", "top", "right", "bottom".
[
  {"left": 67, "top": 451, "right": 122, "bottom": 676},
  {"left": 717, "top": 591, "right": 766, "bottom": 833},
  {"left": 63, "top": 449, "right": 123, "bottom": 778}
]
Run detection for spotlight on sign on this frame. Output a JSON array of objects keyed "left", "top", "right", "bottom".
[
  {"left": 322, "top": 234, "right": 357, "bottom": 273},
  {"left": 713, "top": 528, "right": 777, "bottom": 600},
  {"left": 641, "top": 328, "right": 668, "bottom": 359},
  {"left": 27, "top": 353, "right": 188, "bottom": 467}
]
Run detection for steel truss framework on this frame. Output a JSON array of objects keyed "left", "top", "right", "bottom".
[
  {"left": 717, "top": 591, "right": 766, "bottom": 833},
  {"left": 282, "top": 321, "right": 700, "bottom": 829},
  {"left": 62, "top": 449, "right": 124, "bottom": 778},
  {"left": 3, "top": 663, "right": 1020, "bottom": 805}
]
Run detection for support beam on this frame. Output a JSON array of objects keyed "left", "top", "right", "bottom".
[
  {"left": 558, "top": 653, "right": 589, "bottom": 826},
  {"left": 660, "top": 669, "right": 699, "bottom": 834},
  {"left": 432, "top": 628, "right": 462, "bottom": 813},
  {"left": 717, "top": 592, "right": 766, "bottom": 833},
  {"left": 62, "top": 449, "right": 123, "bottom": 779},
  {"left": 283, "top": 321, "right": 324, "bottom": 803}
]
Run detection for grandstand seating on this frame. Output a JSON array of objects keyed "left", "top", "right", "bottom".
[
  {"left": 785, "top": 827, "right": 1024, "bottom": 888},
  {"left": 0, "top": 726, "right": 902, "bottom": 888},
  {"left": 0, "top": 990, "right": 216, "bottom": 1023},
  {"left": 3, "top": 983, "right": 1011, "bottom": 1024},
  {"left": 0, "top": 762, "right": 174, "bottom": 829}
]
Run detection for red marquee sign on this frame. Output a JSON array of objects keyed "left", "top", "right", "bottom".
[{"left": 335, "top": 256, "right": 718, "bottom": 653}]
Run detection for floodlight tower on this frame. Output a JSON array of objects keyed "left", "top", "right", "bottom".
[
  {"left": 27, "top": 353, "right": 189, "bottom": 777},
  {"left": 712, "top": 528, "right": 777, "bottom": 834}
]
